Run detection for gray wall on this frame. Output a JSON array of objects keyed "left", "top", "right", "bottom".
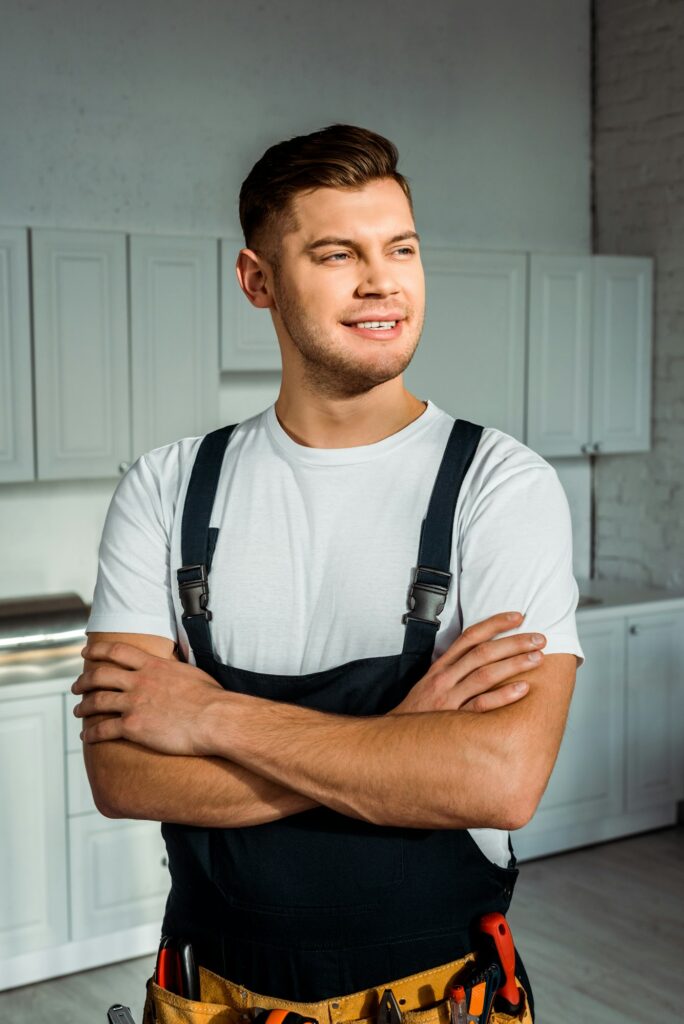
[
  {"left": 594, "top": 0, "right": 684, "bottom": 588},
  {"left": 0, "top": 0, "right": 592, "bottom": 603}
]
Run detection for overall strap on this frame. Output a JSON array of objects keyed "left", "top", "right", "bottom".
[
  {"left": 177, "top": 424, "right": 238, "bottom": 672},
  {"left": 402, "top": 418, "right": 484, "bottom": 658}
]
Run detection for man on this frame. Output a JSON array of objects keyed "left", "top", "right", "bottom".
[{"left": 74, "top": 124, "right": 584, "bottom": 1024}]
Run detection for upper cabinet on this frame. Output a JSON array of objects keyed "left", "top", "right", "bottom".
[
  {"left": 526, "top": 254, "right": 653, "bottom": 457},
  {"left": 0, "top": 228, "right": 34, "bottom": 482},
  {"left": 130, "top": 235, "right": 219, "bottom": 458},
  {"left": 404, "top": 249, "right": 527, "bottom": 439},
  {"left": 0, "top": 227, "right": 655, "bottom": 482},
  {"left": 32, "top": 229, "right": 131, "bottom": 479}
]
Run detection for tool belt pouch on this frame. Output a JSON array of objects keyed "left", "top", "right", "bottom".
[
  {"left": 143, "top": 971, "right": 234, "bottom": 1024},
  {"left": 142, "top": 973, "right": 533, "bottom": 1024}
]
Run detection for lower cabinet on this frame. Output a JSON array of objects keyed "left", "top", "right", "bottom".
[
  {"left": 513, "top": 608, "right": 684, "bottom": 860},
  {"left": 68, "top": 815, "right": 169, "bottom": 941},
  {"left": 0, "top": 694, "right": 68, "bottom": 959}
]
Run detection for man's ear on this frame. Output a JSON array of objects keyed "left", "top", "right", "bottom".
[{"left": 235, "top": 249, "right": 275, "bottom": 309}]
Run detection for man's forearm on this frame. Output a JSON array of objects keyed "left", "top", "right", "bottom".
[
  {"left": 83, "top": 716, "right": 317, "bottom": 826},
  {"left": 199, "top": 693, "right": 534, "bottom": 830}
]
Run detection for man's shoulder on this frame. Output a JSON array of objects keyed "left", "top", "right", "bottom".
[{"left": 473, "top": 424, "right": 555, "bottom": 484}]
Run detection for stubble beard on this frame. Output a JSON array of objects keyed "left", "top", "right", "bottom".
[{"left": 272, "top": 267, "right": 424, "bottom": 400}]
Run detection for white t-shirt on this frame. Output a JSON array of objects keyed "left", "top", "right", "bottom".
[{"left": 87, "top": 399, "right": 585, "bottom": 867}]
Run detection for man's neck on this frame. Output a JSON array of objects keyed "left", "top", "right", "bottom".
[{"left": 273, "top": 391, "right": 428, "bottom": 450}]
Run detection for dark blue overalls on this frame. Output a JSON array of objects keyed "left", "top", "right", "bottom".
[{"left": 162, "top": 416, "right": 534, "bottom": 1016}]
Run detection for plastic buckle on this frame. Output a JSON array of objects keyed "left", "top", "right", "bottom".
[
  {"left": 402, "top": 565, "right": 452, "bottom": 626},
  {"left": 177, "top": 564, "right": 212, "bottom": 620}
]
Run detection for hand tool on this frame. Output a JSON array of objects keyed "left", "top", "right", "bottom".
[
  {"left": 178, "top": 939, "right": 200, "bottom": 1001},
  {"left": 377, "top": 988, "right": 403, "bottom": 1024},
  {"left": 107, "top": 1006, "right": 137, "bottom": 1023},
  {"left": 477, "top": 912, "right": 524, "bottom": 1016},
  {"left": 154, "top": 935, "right": 182, "bottom": 994},
  {"left": 447, "top": 984, "right": 468, "bottom": 1024},
  {"left": 252, "top": 1010, "right": 319, "bottom": 1024},
  {"left": 460, "top": 962, "right": 500, "bottom": 1023}
]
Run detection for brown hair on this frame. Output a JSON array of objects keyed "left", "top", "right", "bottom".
[{"left": 238, "top": 123, "right": 414, "bottom": 264}]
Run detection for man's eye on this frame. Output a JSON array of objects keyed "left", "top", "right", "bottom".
[
  {"left": 394, "top": 247, "right": 415, "bottom": 256},
  {"left": 322, "top": 252, "right": 351, "bottom": 263}
]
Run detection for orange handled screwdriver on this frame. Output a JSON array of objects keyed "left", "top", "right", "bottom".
[{"left": 477, "top": 913, "right": 523, "bottom": 1016}]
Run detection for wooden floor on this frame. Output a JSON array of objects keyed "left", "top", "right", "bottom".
[{"left": 2, "top": 826, "right": 683, "bottom": 1023}]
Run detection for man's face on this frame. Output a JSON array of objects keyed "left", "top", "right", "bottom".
[{"left": 266, "top": 177, "right": 425, "bottom": 398}]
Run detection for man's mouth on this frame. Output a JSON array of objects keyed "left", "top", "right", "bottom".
[{"left": 341, "top": 317, "right": 405, "bottom": 339}]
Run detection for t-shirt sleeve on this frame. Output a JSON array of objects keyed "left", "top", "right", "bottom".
[
  {"left": 458, "top": 447, "right": 585, "bottom": 668},
  {"left": 85, "top": 452, "right": 178, "bottom": 640}
]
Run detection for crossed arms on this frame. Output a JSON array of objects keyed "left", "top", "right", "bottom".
[{"left": 75, "top": 615, "right": 577, "bottom": 832}]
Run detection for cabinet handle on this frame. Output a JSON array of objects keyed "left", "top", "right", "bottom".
[
  {"left": 629, "top": 625, "right": 638, "bottom": 635},
  {"left": 593, "top": 442, "right": 601, "bottom": 453},
  {"left": 580, "top": 443, "right": 591, "bottom": 454},
  {"left": 119, "top": 461, "right": 131, "bottom": 474},
  {"left": 160, "top": 855, "right": 168, "bottom": 867}
]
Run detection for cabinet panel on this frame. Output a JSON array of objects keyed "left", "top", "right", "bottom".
[
  {"left": 626, "top": 612, "right": 682, "bottom": 811},
  {"left": 404, "top": 249, "right": 527, "bottom": 439},
  {"left": 0, "top": 227, "right": 34, "bottom": 481},
  {"left": 516, "top": 618, "right": 625, "bottom": 839},
  {"left": 591, "top": 257, "right": 652, "bottom": 453},
  {"left": 220, "top": 238, "right": 281, "bottom": 371},
  {"left": 130, "top": 235, "right": 219, "bottom": 457},
  {"left": 32, "top": 229, "right": 130, "bottom": 479},
  {"left": 67, "top": 750, "right": 98, "bottom": 816},
  {"left": 68, "top": 815, "right": 169, "bottom": 940},
  {"left": 0, "top": 695, "right": 68, "bottom": 958},
  {"left": 526, "top": 254, "right": 591, "bottom": 456}
]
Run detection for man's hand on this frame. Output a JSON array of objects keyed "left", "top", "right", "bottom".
[
  {"left": 391, "top": 610, "right": 545, "bottom": 714},
  {"left": 72, "top": 641, "right": 224, "bottom": 755}
]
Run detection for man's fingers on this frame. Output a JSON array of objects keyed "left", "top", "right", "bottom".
[
  {"left": 461, "top": 681, "right": 529, "bottom": 713},
  {"left": 74, "top": 690, "right": 128, "bottom": 718},
  {"left": 72, "top": 663, "right": 133, "bottom": 694},
  {"left": 440, "top": 611, "right": 524, "bottom": 666},
  {"left": 81, "top": 639, "right": 150, "bottom": 669},
  {"left": 81, "top": 716, "right": 125, "bottom": 743}
]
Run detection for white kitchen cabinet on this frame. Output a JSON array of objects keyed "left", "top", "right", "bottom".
[
  {"left": 526, "top": 254, "right": 653, "bottom": 458},
  {"left": 0, "top": 227, "right": 34, "bottom": 482},
  {"left": 68, "top": 814, "right": 169, "bottom": 941},
  {"left": 526, "top": 254, "right": 592, "bottom": 457},
  {"left": 625, "top": 611, "right": 683, "bottom": 812},
  {"left": 514, "top": 605, "right": 684, "bottom": 861},
  {"left": 31, "top": 228, "right": 131, "bottom": 479},
  {"left": 591, "top": 256, "right": 652, "bottom": 454},
  {"left": 220, "top": 237, "right": 281, "bottom": 371},
  {"left": 130, "top": 235, "right": 220, "bottom": 457},
  {"left": 404, "top": 249, "right": 527, "bottom": 439},
  {"left": 0, "top": 694, "right": 68, "bottom": 959},
  {"left": 513, "top": 617, "right": 624, "bottom": 860}
]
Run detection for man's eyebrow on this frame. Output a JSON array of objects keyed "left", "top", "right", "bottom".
[{"left": 303, "top": 231, "right": 421, "bottom": 253}]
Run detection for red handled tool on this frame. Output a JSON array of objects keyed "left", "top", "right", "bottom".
[{"left": 477, "top": 913, "right": 524, "bottom": 1016}]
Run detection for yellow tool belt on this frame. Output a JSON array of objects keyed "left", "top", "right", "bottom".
[{"left": 142, "top": 952, "right": 532, "bottom": 1024}]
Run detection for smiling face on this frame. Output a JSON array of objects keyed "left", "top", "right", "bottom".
[{"left": 243, "top": 177, "right": 425, "bottom": 400}]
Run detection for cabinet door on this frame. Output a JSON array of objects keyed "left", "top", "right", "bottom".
[
  {"left": 0, "top": 227, "right": 34, "bottom": 482},
  {"left": 220, "top": 237, "right": 281, "bottom": 371},
  {"left": 404, "top": 249, "right": 527, "bottom": 439},
  {"left": 68, "top": 814, "right": 170, "bottom": 940},
  {"left": 526, "top": 254, "right": 592, "bottom": 457},
  {"left": 626, "top": 611, "right": 682, "bottom": 812},
  {"left": 130, "top": 235, "right": 219, "bottom": 457},
  {"left": 591, "top": 256, "right": 652, "bottom": 454},
  {"left": 0, "top": 695, "right": 68, "bottom": 957},
  {"left": 32, "top": 228, "right": 131, "bottom": 479},
  {"left": 515, "top": 618, "right": 625, "bottom": 844}
]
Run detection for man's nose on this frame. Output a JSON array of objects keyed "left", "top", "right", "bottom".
[{"left": 356, "top": 256, "right": 401, "bottom": 295}]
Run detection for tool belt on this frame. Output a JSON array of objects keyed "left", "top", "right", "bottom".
[{"left": 142, "top": 951, "right": 532, "bottom": 1024}]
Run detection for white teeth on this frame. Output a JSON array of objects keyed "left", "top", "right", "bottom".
[{"left": 353, "top": 320, "right": 397, "bottom": 329}]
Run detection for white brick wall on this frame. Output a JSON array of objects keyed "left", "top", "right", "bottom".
[{"left": 594, "top": 0, "right": 684, "bottom": 587}]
